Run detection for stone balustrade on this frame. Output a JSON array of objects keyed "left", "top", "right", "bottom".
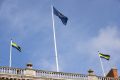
[
  {"left": 36, "top": 70, "right": 88, "bottom": 79},
  {"left": 0, "top": 66, "right": 120, "bottom": 80},
  {"left": 98, "top": 76, "right": 119, "bottom": 80},
  {"left": 0, "top": 66, "right": 24, "bottom": 75}
]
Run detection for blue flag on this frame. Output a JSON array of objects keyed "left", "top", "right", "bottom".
[{"left": 53, "top": 6, "right": 68, "bottom": 25}]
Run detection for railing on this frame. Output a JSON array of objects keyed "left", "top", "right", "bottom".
[
  {"left": 0, "top": 66, "right": 120, "bottom": 80},
  {"left": 0, "top": 66, "right": 24, "bottom": 75},
  {"left": 36, "top": 70, "right": 88, "bottom": 79},
  {"left": 98, "top": 76, "right": 119, "bottom": 80}
]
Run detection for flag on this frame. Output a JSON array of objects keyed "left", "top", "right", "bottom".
[
  {"left": 11, "top": 42, "right": 21, "bottom": 52},
  {"left": 99, "top": 53, "right": 110, "bottom": 60},
  {"left": 53, "top": 6, "right": 68, "bottom": 25}
]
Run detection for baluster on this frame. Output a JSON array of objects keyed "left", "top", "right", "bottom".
[
  {"left": 41, "top": 71, "right": 43, "bottom": 76},
  {"left": 14, "top": 69, "right": 18, "bottom": 74},
  {"left": 38, "top": 71, "right": 39, "bottom": 76},
  {"left": 0, "top": 67, "right": 1, "bottom": 73},
  {"left": 36, "top": 71, "right": 38, "bottom": 76},
  {"left": 7, "top": 68, "right": 9, "bottom": 73},
  {"left": 57, "top": 73, "right": 59, "bottom": 78},
  {"left": 19, "top": 69, "right": 21, "bottom": 75},
  {"left": 4, "top": 68, "right": 6, "bottom": 73},
  {"left": 22, "top": 70, "right": 24, "bottom": 75},
  {"left": 49, "top": 72, "right": 51, "bottom": 78},
  {"left": 40, "top": 71, "right": 43, "bottom": 76},
  {"left": 11, "top": 68, "right": 14, "bottom": 74},
  {"left": 55, "top": 73, "right": 58, "bottom": 78},
  {"left": 39, "top": 71, "right": 41, "bottom": 76},
  {"left": 2, "top": 68, "right": 4, "bottom": 73},
  {"left": 66, "top": 74, "right": 68, "bottom": 79},
  {"left": 4, "top": 68, "right": 5, "bottom": 73},
  {"left": 11, "top": 68, "right": 13, "bottom": 74},
  {"left": 5, "top": 68, "right": 7, "bottom": 73},
  {"left": 43, "top": 71, "right": 45, "bottom": 76},
  {"left": 64, "top": 73, "right": 66, "bottom": 78},
  {"left": 37, "top": 71, "right": 39, "bottom": 76},
  {"left": 10, "top": 68, "right": 12, "bottom": 74},
  {"left": 56, "top": 73, "right": 58, "bottom": 78},
  {"left": 20, "top": 69, "right": 22, "bottom": 75},
  {"left": 53, "top": 73, "right": 55, "bottom": 78}
]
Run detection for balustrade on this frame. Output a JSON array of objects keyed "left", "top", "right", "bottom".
[
  {"left": 98, "top": 76, "right": 119, "bottom": 80},
  {"left": 0, "top": 66, "right": 120, "bottom": 80},
  {"left": 36, "top": 70, "right": 88, "bottom": 79},
  {"left": 0, "top": 67, "right": 24, "bottom": 75}
]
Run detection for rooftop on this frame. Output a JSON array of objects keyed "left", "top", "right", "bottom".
[{"left": 0, "top": 63, "right": 120, "bottom": 80}]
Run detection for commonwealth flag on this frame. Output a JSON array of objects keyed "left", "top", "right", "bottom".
[
  {"left": 11, "top": 42, "right": 21, "bottom": 52},
  {"left": 53, "top": 6, "right": 68, "bottom": 25},
  {"left": 99, "top": 53, "right": 110, "bottom": 60}
]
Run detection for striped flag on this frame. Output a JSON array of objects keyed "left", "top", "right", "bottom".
[
  {"left": 11, "top": 42, "right": 21, "bottom": 52},
  {"left": 99, "top": 53, "right": 110, "bottom": 60}
]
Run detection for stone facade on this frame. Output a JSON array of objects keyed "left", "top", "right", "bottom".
[{"left": 0, "top": 64, "right": 119, "bottom": 80}]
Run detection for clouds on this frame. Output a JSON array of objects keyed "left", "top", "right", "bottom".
[
  {"left": 91, "top": 26, "right": 120, "bottom": 51},
  {"left": 57, "top": 25, "right": 120, "bottom": 75},
  {"left": 91, "top": 26, "right": 120, "bottom": 75},
  {"left": 0, "top": 0, "right": 120, "bottom": 77},
  {"left": 0, "top": 0, "right": 51, "bottom": 40},
  {"left": 76, "top": 26, "right": 120, "bottom": 75}
]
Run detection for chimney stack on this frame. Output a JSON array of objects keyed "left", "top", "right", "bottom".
[{"left": 106, "top": 67, "right": 118, "bottom": 78}]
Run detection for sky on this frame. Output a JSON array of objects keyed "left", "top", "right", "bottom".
[{"left": 0, "top": 0, "right": 120, "bottom": 76}]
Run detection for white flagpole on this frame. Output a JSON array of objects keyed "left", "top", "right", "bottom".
[
  {"left": 9, "top": 39, "right": 12, "bottom": 67},
  {"left": 51, "top": 5, "right": 59, "bottom": 72},
  {"left": 99, "top": 55, "right": 105, "bottom": 77}
]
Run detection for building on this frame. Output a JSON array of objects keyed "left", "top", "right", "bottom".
[{"left": 0, "top": 63, "right": 119, "bottom": 80}]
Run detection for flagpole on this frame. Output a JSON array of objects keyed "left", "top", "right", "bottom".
[
  {"left": 9, "top": 39, "right": 12, "bottom": 67},
  {"left": 99, "top": 55, "right": 105, "bottom": 77},
  {"left": 51, "top": 5, "right": 59, "bottom": 72}
]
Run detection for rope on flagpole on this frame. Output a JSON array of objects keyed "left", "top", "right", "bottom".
[{"left": 51, "top": 5, "right": 59, "bottom": 72}]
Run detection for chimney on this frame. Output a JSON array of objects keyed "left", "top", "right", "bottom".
[{"left": 106, "top": 67, "right": 118, "bottom": 78}]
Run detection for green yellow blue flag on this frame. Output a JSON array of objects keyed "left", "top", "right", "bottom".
[
  {"left": 99, "top": 53, "right": 110, "bottom": 60},
  {"left": 11, "top": 42, "right": 21, "bottom": 52}
]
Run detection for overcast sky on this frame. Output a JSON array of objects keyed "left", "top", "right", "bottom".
[{"left": 0, "top": 0, "right": 120, "bottom": 76}]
